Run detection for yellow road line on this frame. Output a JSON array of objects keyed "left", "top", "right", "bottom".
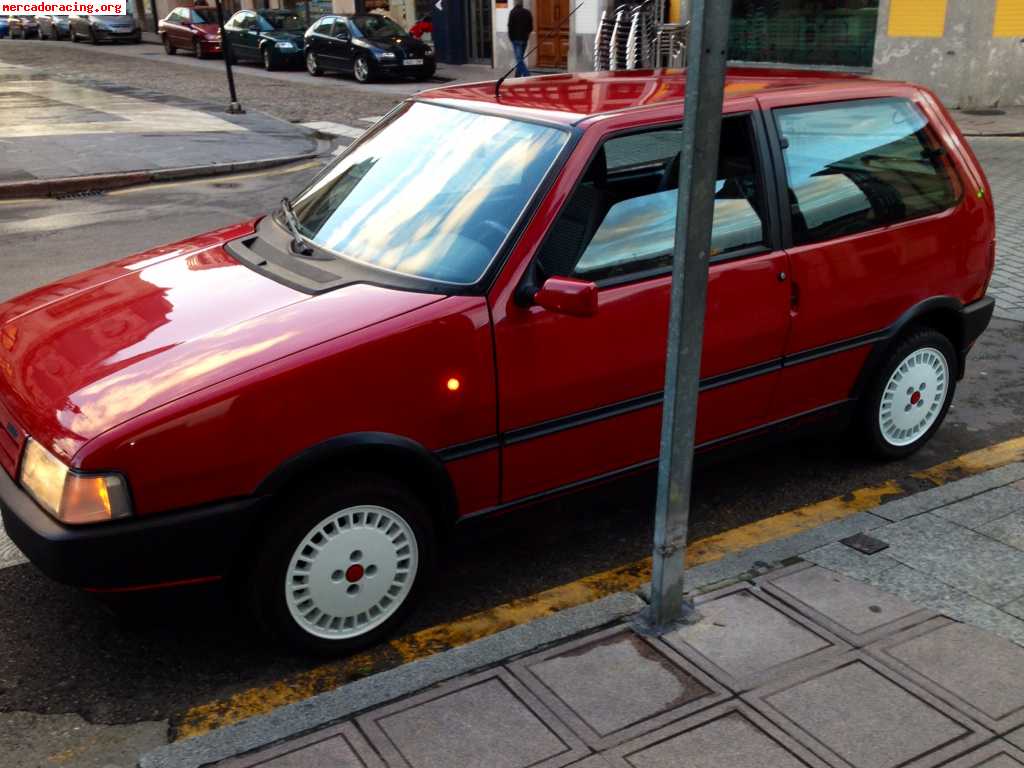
[{"left": 173, "top": 436, "right": 1024, "bottom": 739}]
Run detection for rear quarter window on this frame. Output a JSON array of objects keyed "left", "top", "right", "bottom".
[{"left": 775, "top": 97, "right": 961, "bottom": 246}]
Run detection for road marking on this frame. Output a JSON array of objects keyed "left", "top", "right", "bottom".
[{"left": 172, "top": 436, "right": 1024, "bottom": 739}]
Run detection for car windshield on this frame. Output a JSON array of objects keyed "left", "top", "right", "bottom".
[
  {"left": 261, "top": 12, "right": 304, "bottom": 30},
  {"left": 351, "top": 14, "right": 404, "bottom": 38},
  {"left": 290, "top": 102, "right": 569, "bottom": 285},
  {"left": 191, "top": 7, "right": 216, "bottom": 22}
]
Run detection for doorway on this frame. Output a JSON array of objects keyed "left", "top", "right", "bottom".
[
  {"left": 466, "top": 0, "right": 492, "bottom": 63},
  {"left": 534, "top": 0, "right": 568, "bottom": 68}
]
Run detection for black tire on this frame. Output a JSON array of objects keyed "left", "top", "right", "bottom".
[
  {"left": 70, "top": 27, "right": 79, "bottom": 42},
  {"left": 262, "top": 45, "right": 276, "bottom": 71},
  {"left": 162, "top": 34, "right": 174, "bottom": 54},
  {"left": 88, "top": 26, "right": 98, "bottom": 44},
  {"left": 193, "top": 38, "right": 203, "bottom": 58},
  {"left": 305, "top": 50, "right": 323, "bottom": 76},
  {"left": 858, "top": 328, "right": 958, "bottom": 460},
  {"left": 249, "top": 472, "right": 436, "bottom": 656},
  {"left": 353, "top": 52, "right": 373, "bottom": 83}
]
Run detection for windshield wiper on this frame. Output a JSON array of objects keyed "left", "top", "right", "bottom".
[{"left": 279, "top": 197, "right": 315, "bottom": 257}]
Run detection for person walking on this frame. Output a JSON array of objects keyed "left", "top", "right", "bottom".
[{"left": 508, "top": 0, "right": 533, "bottom": 77}]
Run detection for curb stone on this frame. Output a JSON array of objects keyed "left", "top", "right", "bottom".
[{"left": 0, "top": 153, "right": 323, "bottom": 200}]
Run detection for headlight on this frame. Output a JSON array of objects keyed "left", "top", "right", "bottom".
[
  {"left": 375, "top": 49, "right": 395, "bottom": 59},
  {"left": 20, "top": 439, "right": 131, "bottom": 525},
  {"left": 276, "top": 41, "right": 295, "bottom": 49}
]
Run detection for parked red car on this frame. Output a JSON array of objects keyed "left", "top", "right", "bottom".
[
  {"left": 0, "top": 69, "right": 995, "bottom": 654},
  {"left": 159, "top": 4, "right": 222, "bottom": 57}
]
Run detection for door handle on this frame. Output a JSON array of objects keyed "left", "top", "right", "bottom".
[{"left": 778, "top": 271, "right": 787, "bottom": 282}]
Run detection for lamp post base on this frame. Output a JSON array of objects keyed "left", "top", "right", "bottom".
[
  {"left": 631, "top": 599, "right": 701, "bottom": 637},
  {"left": 226, "top": 102, "right": 246, "bottom": 114}
]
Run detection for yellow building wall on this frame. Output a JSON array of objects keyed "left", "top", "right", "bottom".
[{"left": 887, "top": 0, "right": 948, "bottom": 38}]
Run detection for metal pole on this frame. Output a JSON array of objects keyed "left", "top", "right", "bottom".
[
  {"left": 640, "top": 0, "right": 730, "bottom": 633},
  {"left": 215, "top": 0, "right": 245, "bottom": 114}
]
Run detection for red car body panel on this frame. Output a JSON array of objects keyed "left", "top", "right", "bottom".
[{"left": 0, "top": 68, "right": 996, "bottom": 591}]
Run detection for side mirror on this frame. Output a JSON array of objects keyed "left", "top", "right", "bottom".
[{"left": 533, "top": 276, "right": 598, "bottom": 317}]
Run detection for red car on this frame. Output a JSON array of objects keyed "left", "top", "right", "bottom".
[
  {"left": 159, "top": 4, "right": 222, "bottom": 57},
  {"left": 0, "top": 69, "right": 995, "bottom": 654}
]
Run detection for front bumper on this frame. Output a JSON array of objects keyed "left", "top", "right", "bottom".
[
  {"left": 375, "top": 57, "right": 435, "bottom": 76},
  {"left": 94, "top": 27, "right": 140, "bottom": 41},
  {"left": 0, "top": 466, "right": 261, "bottom": 590}
]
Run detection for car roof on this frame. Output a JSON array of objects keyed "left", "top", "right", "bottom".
[{"left": 415, "top": 67, "right": 917, "bottom": 126}]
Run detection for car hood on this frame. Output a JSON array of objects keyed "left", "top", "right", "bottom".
[
  {"left": 367, "top": 34, "right": 428, "bottom": 54},
  {"left": 195, "top": 21, "right": 220, "bottom": 34},
  {"left": 262, "top": 29, "right": 303, "bottom": 43},
  {"left": 0, "top": 220, "right": 445, "bottom": 463}
]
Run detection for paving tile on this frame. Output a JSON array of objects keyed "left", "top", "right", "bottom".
[
  {"left": 935, "top": 740, "right": 1024, "bottom": 767},
  {"left": 932, "top": 487, "right": 1024, "bottom": 531},
  {"left": 659, "top": 583, "right": 848, "bottom": 692},
  {"left": 802, "top": 542, "right": 902, "bottom": 583},
  {"left": 978, "top": 511, "right": 1024, "bottom": 551},
  {"left": 601, "top": 701, "right": 832, "bottom": 768},
  {"left": 1004, "top": 597, "right": 1024, "bottom": 621},
  {"left": 566, "top": 757, "right": 615, "bottom": 767},
  {"left": 865, "top": 565, "right": 1024, "bottom": 645},
  {"left": 509, "top": 626, "right": 729, "bottom": 749},
  {"left": 868, "top": 617, "right": 1024, "bottom": 733},
  {"left": 1009, "top": 727, "right": 1024, "bottom": 750},
  {"left": 759, "top": 563, "right": 932, "bottom": 647},
  {"left": 873, "top": 515, "right": 1024, "bottom": 605},
  {"left": 357, "top": 669, "right": 588, "bottom": 768},
  {"left": 215, "top": 722, "right": 384, "bottom": 768},
  {"left": 744, "top": 652, "right": 992, "bottom": 768}
]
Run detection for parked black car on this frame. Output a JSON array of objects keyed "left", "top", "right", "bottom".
[
  {"left": 36, "top": 13, "right": 70, "bottom": 40},
  {"left": 304, "top": 14, "right": 435, "bottom": 83},
  {"left": 224, "top": 9, "right": 305, "bottom": 70},
  {"left": 69, "top": 14, "right": 141, "bottom": 44},
  {"left": 7, "top": 15, "right": 39, "bottom": 38}
]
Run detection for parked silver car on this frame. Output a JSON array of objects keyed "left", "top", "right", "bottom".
[
  {"left": 68, "top": 14, "right": 141, "bottom": 44},
  {"left": 36, "top": 13, "right": 70, "bottom": 40}
]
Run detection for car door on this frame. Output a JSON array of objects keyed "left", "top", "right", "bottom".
[
  {"left": 306, "top": 17, "right": 335, "bottom": 67},
  {"left": 223, "top": 12, "right": 245, "bottom": 58},
  {"left": 758, "top": 91, "right": 970, "bottom": 421},
  {"left": 237, "top": 12, "right": 261, "bottom": 60},
  {"left": 329, "top": 18, "right": 354, "bottom": 71},
  {"left": 167, "top": 9, "right": 188, "bottom": 47},
  {"left": 490, "top": 107, "right": 792, "bottom": 502}
]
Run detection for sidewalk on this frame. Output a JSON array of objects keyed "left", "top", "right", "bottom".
[
  {"left": 141, "top": 461, "right": 1024, "bottom": 768},
  {"left": 0, "top": 61, "right": 319, "bottom": 197},
  {"left": 953, "top": 107, "right": 1024, "bottom": 138}
]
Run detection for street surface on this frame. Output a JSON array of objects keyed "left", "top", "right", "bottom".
[{"left": 0, "top": 37, "right": 1023, "bottom": 768}]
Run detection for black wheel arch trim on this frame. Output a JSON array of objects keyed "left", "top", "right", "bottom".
[
  {"left": 851, "top": 295, "right": 991, "bottom": 398},
  {"left": 256, "top": 432, "right": 459, "bottom": 527}
]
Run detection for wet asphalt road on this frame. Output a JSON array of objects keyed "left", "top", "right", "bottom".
[{"left": 0, "top": 141, "right": 1022, "bottom": 745}]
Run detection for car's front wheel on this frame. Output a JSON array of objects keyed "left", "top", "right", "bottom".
[
  {"left": 262, "top": 45, "right": 276, "bottom": 71},
  {"left": 306, "top": 50, "right": 322, "bottom": 76},
  {"left": 860, "top": 328, "right": 957, "bottom": 460},
  {"left": 353, "top": 53, "right": 373, "bottom": 83},
  {"left": 162, "top": 34, "right": 174, "bottom": 54},
  {"left": 250, "top": 473, "right": 434, "bottom": 655}
]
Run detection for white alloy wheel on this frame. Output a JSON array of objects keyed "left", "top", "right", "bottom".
[
  {"left": 285, "top": 505, "right": 418, "bottom": 640},
  {"left": 878, "top": 347, "right": 949, "bottom": 447},
  {"left": 354, "top": 55, "right": 370, "bottom": 82},
  {"left": 306, "top": 51, "right": 320, "bottom": 74}
]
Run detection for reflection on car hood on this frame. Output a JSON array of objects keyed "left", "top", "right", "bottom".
[
  {"left": 262, "top": 29, "right": 303, "bottom": 43},
  {"left": 0, "top": 219, "right": 445, "bottom": 462},
  {"left": 366, "top": 34, "right": 428, "bottom": 54}
]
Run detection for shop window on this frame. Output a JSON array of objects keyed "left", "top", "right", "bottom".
[{"left": 729, "top": 0, "right": 880, "bottom": 68}]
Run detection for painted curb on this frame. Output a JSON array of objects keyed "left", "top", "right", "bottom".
[
  {"left": 0, "top": 153, "right": 321, "bottom": 200},
  {"left": 138, "top": 592, "right": 645, "bottom": 768}
]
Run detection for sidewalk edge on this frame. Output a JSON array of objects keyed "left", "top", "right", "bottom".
[
  {"left": 0, "top": 153, "right": 320, "bottom": 201},
  {"left": 138, "top": 592, "right": 645, "bottom": 768}
]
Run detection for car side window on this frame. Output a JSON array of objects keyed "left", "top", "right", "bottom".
[
  {"left": 775, "top": 98, "right": 961, "bottom": 247},
  {"left": 537, "top": 116, "right": 767, "bottom": 283}
]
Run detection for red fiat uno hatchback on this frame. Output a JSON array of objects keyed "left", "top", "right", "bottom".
[{"left": 0, "top": 69, "right": 995, "bottom": 653}]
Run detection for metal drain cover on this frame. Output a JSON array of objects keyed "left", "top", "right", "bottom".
[{"left": 840, "top": 533, "right": 890, "bottom": 555}]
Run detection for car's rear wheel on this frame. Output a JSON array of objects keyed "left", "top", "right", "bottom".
[
  {"left": 250, "top": 473, "right": 435, "bottom": 655},
  {"left": 353, "top": 53, "right": 373, "bottom": 83},
  {"left": 162, "top": 34, "right": 174, "bottom": 54},
  {"left": 306, "top": 50, "right": 322, "bottom": 76},
  {"left": 859, "top": 328, "right": 957, "bottom": 460}
]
